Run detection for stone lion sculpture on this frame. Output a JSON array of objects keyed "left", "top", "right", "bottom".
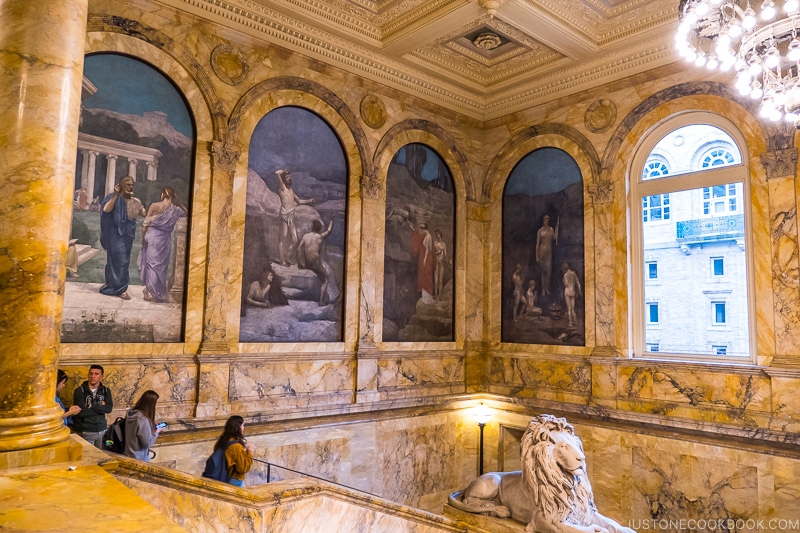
[{"left": 448, "top": 414, "right": 635, "bottom": 533}]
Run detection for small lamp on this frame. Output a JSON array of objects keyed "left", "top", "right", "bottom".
[{"left": 472, "top": 403, "right": 492, "bottom": 475}]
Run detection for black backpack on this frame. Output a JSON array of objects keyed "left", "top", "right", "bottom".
[
  {"left": 202, "top": 440, "right": 234, "bottom": 483},
  {"left": 102, "top": 417, "right": 126, "bottom": 454}
]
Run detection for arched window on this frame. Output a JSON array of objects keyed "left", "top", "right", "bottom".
[{"left": 630, "top": 114, "right": 753, "bottom": 361}]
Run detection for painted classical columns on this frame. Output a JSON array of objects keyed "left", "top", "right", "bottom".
[{"left": 0, "top": 0, "right": 89, "bottom": 450}]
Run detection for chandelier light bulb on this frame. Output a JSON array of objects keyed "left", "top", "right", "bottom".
[
  {"left": 742, "top": 7, "right": 757, "bottom": 28},
  {"left": 685, "top": 7, "right": 699, "bottom": 24},
  {"left": 748, "top": 59, "right": 763, "bottom": 75},
  {"left": 729, "top": 19, "right": 743, "bottom": 37},
  {"left": 721, "top": 59, "right": 735, "bottom": 71},
  {"left": 765, "top": 45, "right": 781, "bottom": 68},
  {"left": 695, "top": 51, "right": 707, "bottom": 66},
  {"left": 775, "top": 88, "right": 787, "bottom": 105},
  {"left": 786, "top": 111, "right": 799, "bottom": 122},
  {"left": 707, "top": 54, "right": 719, "bottom": 69},
  {"left": 696, "top": 2, "right": 710, "bottom": 16},
  {"left": 761, "top": 0, "right": 777, "bottom": 19},
  {"left": 760, "top": 99, "right": 776, "bottom": 117},
  {"left": 750, "top": 80, "right": 764, "bottom": 98},
  {"left": 788, "top": 38, "right": 800, "bottom": 61},
  {"left": 717, "top": 32, "right": 732, "bottom": 48},
  {"left": 771, "top": 109, "right": 783, "bottom": 121},
  {"left": 786, "top": 0, "right": 800, "bottom": 13}
]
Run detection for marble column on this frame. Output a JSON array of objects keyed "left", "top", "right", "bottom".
[
  {"left": 588, "top": 177, "right": 620, "bottom": 356},
  {"left": 105, "top": 154, "right": 118, "bottom": 194},
  {"left": 198, "top": 141, "right": 239, "bottom": 354},
  {"left": 128, "top": 158, "right": 138, "bottom": 181},
  {"left": 464, "top": 200, "right": 490, "bottom": 393},
  {"left": 761, "top": 146, "right": 800, "bottom": 363},
  {"left": 0, "top": 0, "right": 89, "bottom": 451},
  {"left": 356, "top": 173, "right": 379, "bottom": 404},
  {"left": 86, "top": 150, "right": 98, "bottom": 199}
]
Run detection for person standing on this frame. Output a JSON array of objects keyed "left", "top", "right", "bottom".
[
  {"left": 137, "top": 186, "right": 188, "bottom": 302},
  {"left": 56, "top": 369, "right": 80, "bottom": 427},
  {"left": 213, "top": 415, "right": 255, "bottom": 487},
  {"left": 276, "top": 169, "right": 314, "bottom": 267},
  {"left": 72, "top": 365, "right": 113, "bottom": 448},
  {"left": 408, "top": 219, "right": 435, "bottom": 304},
  {"left": 512, "top": 263, "right": 525, "bottom": 322},
  {"left": 99, "top": 176, "right": 145, "bottom": 300},
  {"left": 433, "top": 229, "right": 451, "bottom": 298},
  {"left": 535, "top": 214, "right": 559, "bottom": 296},
  {"left": 562, "top": 262, "right": 583, "bottom": 328},
  {"left": 298, "top": 216, "right": 335, "bottom": 306},
  {"left": 123, "top": 390, "right": 163, "bottom": 462}
]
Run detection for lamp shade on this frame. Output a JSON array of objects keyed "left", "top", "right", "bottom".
[{"left": 472, "top": 403, "right": 492, "bottom": 425}]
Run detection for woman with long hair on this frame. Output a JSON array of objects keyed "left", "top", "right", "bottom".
[
  {"left": 137, "top": 186, "right": 188, "bottom": 302},
  {"left": 123, "top": 390, "right": 164, "bottom": 461},
  {"left": 56, "top": 369, "right": 80, "bottom": 426},
  {"left": 214, "top": 415, "right": 255, "bottom": 486}
]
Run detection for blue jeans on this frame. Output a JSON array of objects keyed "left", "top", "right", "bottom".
[
  {"left": 228, "top": 478, "right": 243, "bottom": 487},
  {"left": 81, "top": 431, "right": 105, "bottom": 449}
]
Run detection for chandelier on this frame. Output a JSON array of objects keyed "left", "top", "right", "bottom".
[{"left": 676, "top": 0, "right": 800, "bottom": 124}]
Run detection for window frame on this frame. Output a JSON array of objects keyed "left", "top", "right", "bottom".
[{"left": 629, "top": 112, "right": 756, "bottom": 363}]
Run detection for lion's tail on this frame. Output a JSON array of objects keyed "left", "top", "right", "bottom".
[{"left": 447, "top": 491, "right": 510, "bottom": 518}]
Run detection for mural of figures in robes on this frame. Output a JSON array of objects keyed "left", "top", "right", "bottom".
[
  {"left": 502, "top": 148, "right": 585, "bottom": 346},
  {"left": 383, "top": 143, "right": 455, "bottom": 342},
  {"left": 240, "top": 106, "right": 347, "bottom": 342},
  {"left": 61, "top": 53, "right": 194, "bottom": 343}
]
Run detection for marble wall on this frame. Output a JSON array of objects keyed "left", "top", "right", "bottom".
[{"left": 44, "top": 0, "right": 800, "bottom": 519}]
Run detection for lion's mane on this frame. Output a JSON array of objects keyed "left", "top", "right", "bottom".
[{"left": 521, "top": 414, "right": 598, "bottom": 527}]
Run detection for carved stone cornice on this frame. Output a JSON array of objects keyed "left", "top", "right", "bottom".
[
  {"left": 361, "top": 174, "right": 381, "bottom": 199},
  {"left": 760, "top": 147, "right": 798, "bottom": 181},
  {"left": 211, "top": 141, "right": 240, "bottom": 173}
]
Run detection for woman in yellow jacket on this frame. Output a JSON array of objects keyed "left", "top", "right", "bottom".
[{"left": 213, "top": 415, "right": 255, "bottom": 486}]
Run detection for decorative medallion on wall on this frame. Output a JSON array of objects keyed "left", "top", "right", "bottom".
[
  {"left": 584, "top": 99, "right": 617, "bottom": 134},
  {"left": 360, "top": 95, "right": 387, "bottom": 129},
  {"left": 211, "top": 45, "right": 249, "bottom": 86}
]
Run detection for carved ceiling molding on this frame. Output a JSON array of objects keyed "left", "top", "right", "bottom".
[
  {"left": 381, "top": 0, "right": 467, "bottom": 38},
  {"left": 485, "top": 39, "right": 675, "bottom": 115},
  {"left": 411, "top": 47, "right": 565, "bottom": 85},
  {"left": 170, "top": 0, "right": 677, "bottom": 119}
]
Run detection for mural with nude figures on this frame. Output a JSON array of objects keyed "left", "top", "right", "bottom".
[
  {"left": 383, "top": 143, "right": 455, "bottom": 342},
  {"left": 240, "top": 106, "right": 347, "bottom": 342},
  {"left": 502, "top": 147, "right": 585, "bottom": 346},
  {"left": 61, "top": 53, "right": 194, "bottom": 343}
]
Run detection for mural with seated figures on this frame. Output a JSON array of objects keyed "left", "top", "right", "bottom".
[
  {"left": 383, "top": 143, "right": 455, "bottom": 342},
  {"left": 240, "top": 106, "right": 347, "bottom": 342},
  {"left": 502, "top": 147, "right": 584, "bottom": 346},
  {"left": 61, "top": 53, "right": 194, "bottom": 343}
]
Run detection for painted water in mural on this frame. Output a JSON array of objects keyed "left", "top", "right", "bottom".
[
  {"left": 61, "top": 54, "right": 194, "bottom": 343},
  {"left": 240, "top": 106, "right": 347, "bottom": 342},
  {"left": 502, "top": 148, "right": 585, "bottom": 345},
  {"left": 383, "top": 144, "right": 455, "bottom": 342}
]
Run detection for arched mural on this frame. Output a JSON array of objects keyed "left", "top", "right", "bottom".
[
  {"left": 240, "top": 106, "right": 347, "bottom": 342},
  {"left": 383, "top": 143, "right": 455, "bottom": 342},
  {"left": 62, "top": 53, "right": 195, "bottom": 343},
  {"left": 502, "top": 147, "right": 584, "bottom": 345}
]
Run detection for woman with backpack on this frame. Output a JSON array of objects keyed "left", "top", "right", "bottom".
[
  {"left": 212, "top": 415, "right": 255, "bottom": 486},
  {"left": 123, "top": 390, "right": 164, "bottom": 462}
]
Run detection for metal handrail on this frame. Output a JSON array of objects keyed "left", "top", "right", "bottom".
[{"left": 251, "top": 457, "right": 376, "bottom": 496}]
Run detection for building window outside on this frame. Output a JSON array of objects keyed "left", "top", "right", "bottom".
[
  {"left": 701, "top": 148, "right": 735, "bottom": 168},
  {"left": 647, "top": 302, "right": 659, "bottom": 324},
  {"left": 643, "top": 160, "right": 670, "bottom": 179},
  {"left": 647, "top": 343, "right": 660, "bottom": 352},
  {"left": 647, "top": 261, "right": 658, "bottom": 279},
  {"left": 703, "top": 184, "right": 739, "bottom": 215},
  {"left": 712, "top": 257, "right": 724, "bottom": 276},
  {"left": 632, "top": 118, "right": 752, "bottom": 360},
  {"left": 712, "top": 301, "right": 726, "bottom": 324},
  {"left": 643, "top": 193, "right": 670, "bottom": 222}
]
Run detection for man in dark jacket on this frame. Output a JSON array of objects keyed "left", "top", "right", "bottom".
[{"left": 72, "top": 365, "right": 113, "bottom": 448}]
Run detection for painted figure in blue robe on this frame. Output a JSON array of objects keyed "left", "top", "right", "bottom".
[
  {"left": 137, "top": 186, "right": 188, "bottom": 303},
  {"left": 100, "top": 176, "right": 145, "bottom": 300}
]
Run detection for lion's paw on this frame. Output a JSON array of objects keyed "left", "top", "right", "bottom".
[{"left": 492, "top": 506, "right": 511, "bottom": 518}]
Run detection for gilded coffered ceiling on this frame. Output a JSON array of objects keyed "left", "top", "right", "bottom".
[{"left": 171, "top": 0, "right": 679, "bottom": 119}]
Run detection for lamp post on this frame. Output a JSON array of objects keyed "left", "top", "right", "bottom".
[{"left": 472, "top": 403, "right": 492, "bottom": 475}]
